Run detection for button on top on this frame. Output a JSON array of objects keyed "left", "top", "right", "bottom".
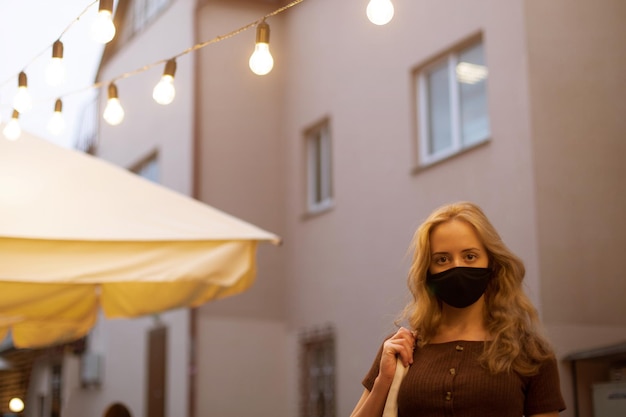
[
  {"left": 449, "top": 368, "right": 456, "bottom": 375},
  {"left": 445, "top": 391, "right": 452, "bottom": 401},
  {"left": 455, "top": 345, "right": 464, "bottom": 351}
]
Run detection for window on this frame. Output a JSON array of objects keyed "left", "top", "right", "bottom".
[
  {"left": 117, "top": 0, "right": 172, "bottom": 45},
  {"left": 305, "top": 120, "right": 333, "bottom": 214},
  {"left": 416, "top": 39, "right": 490, "bottom": 166},
  {"left": 131, "top": 151, "right": 160, "bottom": 183},
  {"left": 50, "top": 363, "right": 62, "bottom": 417},
  {"left": 132, "top": 0, "right": 171, "bottom": 34},
  {"left": 299, "top": 326, "right": 336, "bottom": 417}
]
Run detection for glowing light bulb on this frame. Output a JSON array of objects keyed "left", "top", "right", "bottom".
[
  {"left": 13, "top": 87, "right": 32, "bottom": 113},
  {"left": 91, "top": 0, "right": 116, "bottom": 44},
  {"left": 46, "top": 58, "right": 66, "bottom": 86},
  {"left": 367, "top": 0, "right": 395, "bottom": 25},
  {"left": 9, "top": 397, "right": 24, "bottom": 413},
  {"left": 249, "top": 21, "right": 274, "bottom": 76},
  {"left": 48, "top": 99, "right": 66, "bottom": 136},
  {"left": 46, "top": 40, "right": 66, "bottom": 86},
  {"left": 3, "top": 110, "right": 21, "bottom": 141},
  {"left": 104, "top": 98, "right": 124, "bottom": 125},
  {"left": 13, "top": 72, "right": 32, "bottom": 113},
  {"left": 103, "top": 83, "right": 124, "bottom": 125},
  {"left": 153, "top": 59, "right": 177, "bottom": 105}
]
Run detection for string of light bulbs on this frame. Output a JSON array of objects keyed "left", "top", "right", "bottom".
[
  {"left": 2, "top": 0, "right": 302, "bottom": 137},
  {"left": 0, "top": 1, "right": 99, "bottom": 90},
  {"left": 3, "top": 0, "right": 394, "bottom": 140},
  {"left": 98, "top": 0, "right": 299, "bottom": 126},
  {"left": 1, "top": 0, "right": 112, "bottom": 140}
]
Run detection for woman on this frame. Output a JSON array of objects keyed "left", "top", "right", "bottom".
[{"left": 351, "top": 202, "right": 565, "bottom": 417}]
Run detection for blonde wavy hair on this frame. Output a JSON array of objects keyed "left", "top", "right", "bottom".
[{"left": 402, "top": 201, "right": 553, "bottom": 375}]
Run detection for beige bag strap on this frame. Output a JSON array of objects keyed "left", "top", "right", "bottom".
[{"left": 382, "top": 357, "right": 409, "bottom": 417}]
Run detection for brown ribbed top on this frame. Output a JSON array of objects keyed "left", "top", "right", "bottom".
[{"left": 362, "top": 340, "right": 566, "bottom": 416}]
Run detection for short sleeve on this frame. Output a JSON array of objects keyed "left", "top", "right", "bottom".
[
  {"left": 524, "top": 356, "right": 567, "bottom": 415},
  {"left": 361, "top": 341, "right": 384, "bottom": 391}
]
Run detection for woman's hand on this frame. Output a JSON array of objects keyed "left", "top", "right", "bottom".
[
  {"left": 379, "top": 327, "right": 416, "bottom": 382},
  {"left": 350, "top": 328, "right": 417, "bottom": 417}
]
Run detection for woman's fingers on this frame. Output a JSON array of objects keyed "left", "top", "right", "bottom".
[
  {"left": 393, "top": 328, "right": 416, "bottom": 366},
  {"left": 381, "top": 327, "right": 416, "bottom": 375}
]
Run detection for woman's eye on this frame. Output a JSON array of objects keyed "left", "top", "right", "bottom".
[
  {"left": 466, "top": 253, "right": 477, "bottom": 261},
  {"left": 435, "top": 256, "right": 448, "bottom": 264}
]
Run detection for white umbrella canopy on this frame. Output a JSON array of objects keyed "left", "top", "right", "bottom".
[{"left": 0, "top": 129, "right": 280, "bottom": 348}]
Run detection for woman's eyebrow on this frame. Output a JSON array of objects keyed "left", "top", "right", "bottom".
[
  {"left": 461, "top": 247, "right": 483, "bottom": 253},
  {"left": 431, "top": 248, "right": 482, "bottom": 257}
]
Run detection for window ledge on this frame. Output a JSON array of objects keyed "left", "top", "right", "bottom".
[
  {"left": 411, "top": 138, "right": 491, "bottom": 175},
  {"left": 301, "top": 201, "right": 335, "bottom": 220}
]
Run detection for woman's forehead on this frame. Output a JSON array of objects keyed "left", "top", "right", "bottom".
[{"left": 430, "top": 219, "right": 483, "bottom": 250}]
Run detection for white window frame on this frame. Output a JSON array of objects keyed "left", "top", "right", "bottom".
[
  {"left": 417, "top": 40, "right": 490, "bottom": 167},
  {"left": 305, "top": 120, "right": 333, "bottom": 214}
]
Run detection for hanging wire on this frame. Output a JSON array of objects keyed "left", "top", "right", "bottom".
[
  {"left": 67, "top": 0, "right": 305, "bottom": 96},
  {"left": 1, "top": 0, "right": 305, "bottom": 106},
  {"left": 0, "top": 1, "right": 98, "bottom": 90}
]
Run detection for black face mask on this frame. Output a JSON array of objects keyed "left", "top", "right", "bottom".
[{"left": 426, "top": 267, "right": 492, "bottom": 308}]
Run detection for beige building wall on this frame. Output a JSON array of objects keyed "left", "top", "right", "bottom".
[
  {"left": 193, "top": 0, "right": 287, "bottom": 320},
  {"left": 190, "top": 1, "right": 289, "bottom": 416},
  {"left": 527, "top": 0, "right": 626, "bottom": 328},
  {"left": 525, "top": 0, "right": 626, "bottom": 414}
]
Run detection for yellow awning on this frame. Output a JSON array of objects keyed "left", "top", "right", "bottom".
[{"left": 0, "top": 129, "right": 280, "bottom": 348}]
